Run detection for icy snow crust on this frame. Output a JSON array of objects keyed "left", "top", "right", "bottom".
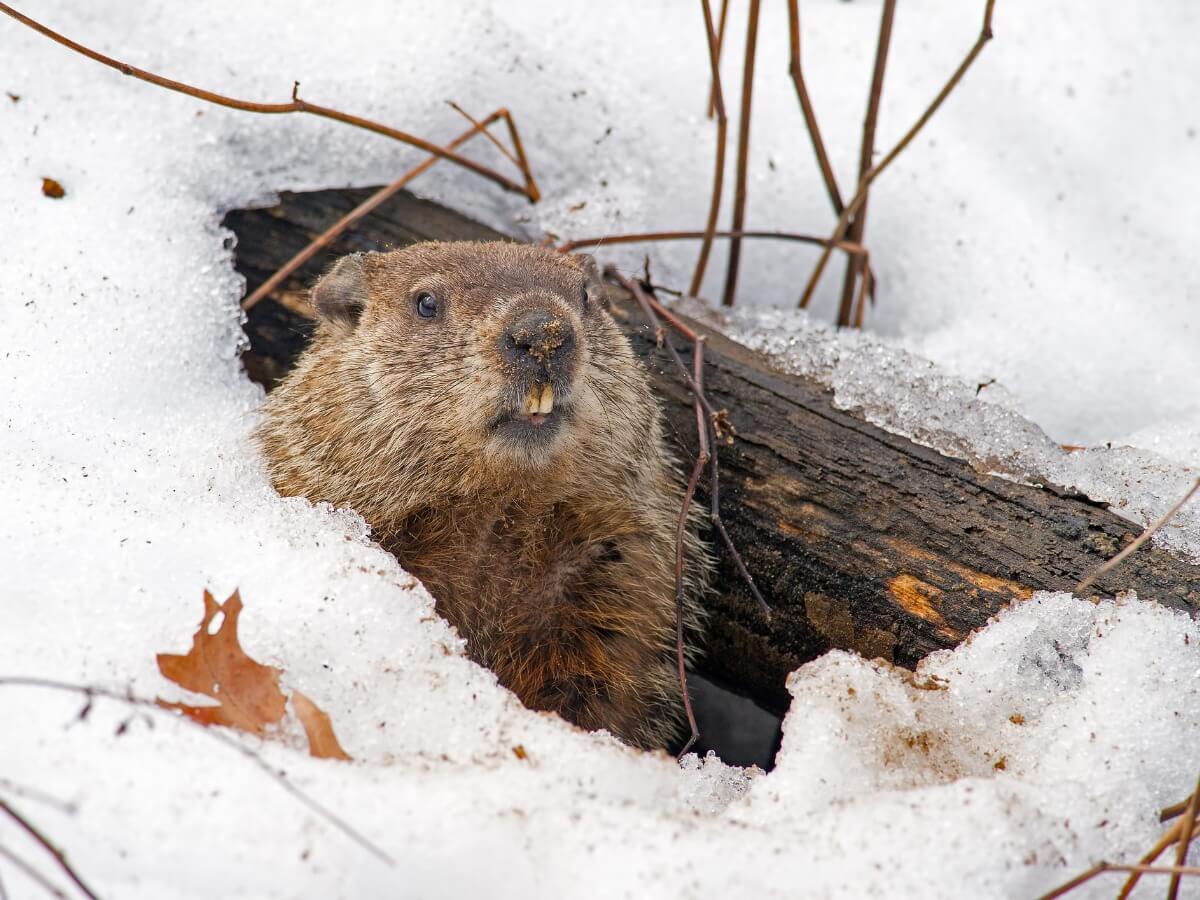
[{"left": 2, "top": 2, "right": 1198, "bottom": 898}]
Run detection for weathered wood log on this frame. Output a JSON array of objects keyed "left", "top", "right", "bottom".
[{"left": 224, "top": 186, "right": 1200, "bottom": 720}]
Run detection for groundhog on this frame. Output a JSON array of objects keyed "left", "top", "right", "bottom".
[{"left": 257, "top": 241, "right": 709, "bottom": 750}]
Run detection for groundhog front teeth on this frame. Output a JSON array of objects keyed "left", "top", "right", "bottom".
[{"left": 524, "top": 384, "right": 555, "bottom": 415}]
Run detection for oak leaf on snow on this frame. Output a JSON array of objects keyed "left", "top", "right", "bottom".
[{"left": 157, "top": 589, "right": 351, "bottom": 760}]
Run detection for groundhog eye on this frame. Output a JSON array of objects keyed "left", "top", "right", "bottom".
[
  {"left": 580, "top": 286, "right": 590, "bottom": 309},
  {"left": 415, "top": 292, "right": 438, "bottom": 319}
]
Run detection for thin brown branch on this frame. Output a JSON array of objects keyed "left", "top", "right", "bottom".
[
  {"left": 799, "top": 0, "right": 997, "bottom": 309},
  {"left": 1075, "top": 477, "right": 1200, "bottom": 595},
  {"left": 852, "top": 259, "right": 873, "bottom": 329},
  {"left": 786, "top": 0, "right": 844, "bottom": 215},
  {"left": 559, "top": 228, "right": 866, "bottom": 256},
  {"left": 705, "top": 0, "right": 730, "bottom": 119},
  {"left": 0, "top": 843, "right": 67, "bottom": 900},
  {"left": 1039, "top": 862, "right": 1110, "bottom": 900},
  {"left": 720, "top": 0, "right": 762, "bottom": 307},
  {"left": 445, "top": 102, "right": 540, "bottom": 201},
  {"left": 0, "top": 677, "right": 393, "bottom": 866},
  {"left": 0, "top": 3, "right": 532, "bottom": 198},
  {"left": 1168, "top": 769, "right": 1200, "bottom": 900},
  {"left": 1042, "top": 862, "right": 1200, "bottom": 899},
  {"left": 0, "top": 799, "right": 99, "bottom": 900},
  {"left": 1163, "top": 799, "right": 1192, "bottom": 822},
  {"left": 243, "top": 109, "right": 519, "bottom": 312},
  {"left": 1117, "top": 818, "right": 1182, "bottom": 900},
  {"left": 608, "top": 267, "right": 770, "bottom": 640},
  {"left": 617, "top": 270, "right": 707, "bottom": 756},
  {"left": 1110, "top": 863, "right": 1200, "bottom": 877},
  {"left": 691, "top": 0, "right": 730, "bottom": 298},
  {"left": 836, "top": 0, "right": 896, "bottom": 328},
  {"left": 496, "top": 108, "right": 540, "bottom": 203},
  {"left": 706, "top": 423, "right": 772, "bottom": 617},
  {"left": 675, "top": 337, "right": 711, "bottom": 756}
]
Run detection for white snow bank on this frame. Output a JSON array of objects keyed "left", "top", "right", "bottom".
[
  {"left": 739, "top": 592, "right": 1200, "bottom": 897},
  {"left": 2, "top": 1, "right": 1199, "bottom": 898}
]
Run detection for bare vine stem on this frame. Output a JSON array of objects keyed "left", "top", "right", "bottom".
[
  {"left": 690, "top": 0, "right": 731, "bottom": 298},
  {"left": 242, "top": 107, "right": 534, "bottom": 312},
  {"left": 835, "top": 0, "right": 897, "bottom": 327},
  {"left": 0, "top": 843, "right": 67, "bottom": 900},
  {"left": 785, "top": 0, "right": 844, "bottom": 216},
  {"left": 606, "top": 266, "right": 778, "bottom": 746},
  {"left": 0, "top": 677, "right": 393, "bottom": 866},
  {"left": 1042, "top": 473, "right": 1200, "bottom": 898},
  {"left": 608, "top": 268, "right": 771, "bottom": 614},
  {"left": 675, "top": 339, "right": 710, "bottom": 756},
  {"left": 798, "top": 0, "right": 997, "bottom": 310},
  {"left": 1075, "top": 477, "right": 1200, "bottom": 595},
  {"left": 0, "top": 3, "right": 534, "bottom": 198},
  {"left": 1040, "top": 862, "right": 1200, "bottom": 900},
  {"left": 704, "top": 0, "right": 730, "bottom": 119},
  {"left": 1167, "top": 768, "right": 1200, "bottom": 900},
  {"left": 560, "top": 228, "right": 866, "bottom": 256},
  {"left": 0, "top": 799, "right": 99, "bottom": 900},
  {"left": 720, "top": 0, "right": 762, "bottom": 307}
]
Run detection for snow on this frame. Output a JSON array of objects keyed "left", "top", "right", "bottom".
[{"left": 2, "top": 1, "right": 1199, "bottom": 898}]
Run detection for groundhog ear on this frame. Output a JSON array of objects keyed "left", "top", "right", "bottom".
[
  {"left": 311, "top": 254, "right": 369, "bottom": 328},
  {"left": 573, "top": 252, "right": 610, "bottom": 309},
  {"left": 573, "top": 252, "right": 601, "bottom": 285}
]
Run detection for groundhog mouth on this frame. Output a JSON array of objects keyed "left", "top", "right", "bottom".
[{"left": 488, "top": 383, "right": 570, "bottom": 447}]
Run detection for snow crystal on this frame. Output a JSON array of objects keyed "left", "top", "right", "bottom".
[
  {"left": 677, "top": 751, "right": 759, "bottom": 816},
  {"left": 3, "top": 1, "right": 1200, "bottom": 898}
]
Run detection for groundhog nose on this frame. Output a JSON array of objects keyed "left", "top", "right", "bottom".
[{"left": 503, "top": 308, "right": 576, "bottom": 372}]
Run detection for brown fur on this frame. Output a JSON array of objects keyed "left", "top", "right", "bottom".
[{"left": 256, "top": 241, "right": 708, "bottom": 749}]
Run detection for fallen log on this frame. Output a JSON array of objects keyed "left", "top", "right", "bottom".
[{"left": 224, "top": 186, "right": 1200, "bottom": 723}]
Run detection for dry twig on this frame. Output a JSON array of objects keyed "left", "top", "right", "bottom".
[
  {"left": 1075, "top": 477, "right": 1200, "bottom": 596},
  {"left": 691, "top": 0, "right": 731, "bottom": 298},
  {"left": 0, "top": 677, "right": 393, "bottom": 866},
  {"left": 0, "top": 843, "right": 67, "bottom": 900},
  {"left": 1045, "top": 474, "right": 1200, "bottom": 898},
  {"left": 0, "top": 799, "right": 98, "bottom": 900},
  {"left": 609, "top": 271, "right": 771, "bottom": 590},
  {"left": 1120, "top": 768, "right": 1200, "bottom": 900},
  {"left": 1166, "top": 766, "right": 1200, "bottom": 899},
  {"left": 705, "top": 0, "right": 730, "bottom": 119},
  {"left": 785, "top": 0, "right": 844, "bottom": 216},
  {"left": 607, "top": 267, "right": 775, "bottom": 751},
  {"left": 798, "top": 0, "right": 997, "bottom": 310},
  {"left": 243, "top": 107, "right": 535, "bottom": 312},
  {"left": 0, "top": 3, "right": 533, "bottom": 198},
  {"left": 835, "top": 0, "right": 897, "bottom": 327},
  {"left": 1116, "top": 819, "right": 1186, "bottom": 899},
  {"left": 559, "top": 228, "right": 866, "bottom": 256},
  {"left": 1041, "top": 861, "right": 1200, "bottom": 900},
  {"left": 676, "top": 338, "right": 710, "bottom": 756},
  {"left": 720, "top": 0, "right": 762, "bottom": 307}
]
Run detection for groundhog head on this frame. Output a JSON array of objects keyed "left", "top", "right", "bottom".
[{"left": 305, "top": 241, "right": 649, "bottom": 480}]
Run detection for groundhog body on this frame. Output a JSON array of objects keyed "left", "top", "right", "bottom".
[{"left": 257, "top": 241, "right": 707, "bottom": 749}]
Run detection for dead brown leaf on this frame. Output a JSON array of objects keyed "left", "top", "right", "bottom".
[
  {"left": 293, "top": 691, "right": 351, "bottom": 760},
  {"left": 157, "top": 590, "right": 353, "bottom": 761},
  {"left": 41, "top": 177, "right": 65, "bottom": 199},
  {"left": 157, "top": 590, "right": 287, "bottom": 734}
]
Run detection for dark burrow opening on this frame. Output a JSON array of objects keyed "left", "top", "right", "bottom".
[{"left": 226, "top": 188, "right": 788, "bottom": 771}]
